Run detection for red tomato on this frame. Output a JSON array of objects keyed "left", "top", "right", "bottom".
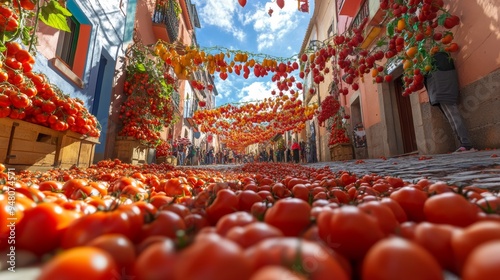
[
  {"left": 16, "top": 203, "right": 76, "bottom": 256},
  {"left": 237, "top": 190, "right": 263, "bottom": 211},
  {"left": 462, "top": 240, "right": 500, "bottom": 280},
  {"left": 362, "top": 237, "right": 443, "bottom": 280},
  {"left": 61, "top": 209, "right": 135, "bottom": 249},
  {"left": 139, "top": 210, "right": 186, "bottom": 241},
  {"left": 389, "top": 186, "right": 428, "bottom": 222},
  {"left": 358, "top": 200, "right": 400, "bottom": 236},
  {"left": 245, "top": 237, "right": 350, "bottom": 279},
  {"left": 134, "top": 239, "right": 177, "bottom": 280},
  {"left": 38, "top": 247, "right": 118, "bottom": 280},
  {"left": 215, "top": 211, "right": 256, "bottom": 236},
  {"left": 205, "top": 188, "right": 239, "bottom": 225},
  {"left": 414, "top": 222, "right": 460, "bottom": 273},
  {"left": 225, "top": 222, "right": 284, "bottom": 248},
  {"left": 183, "top": 213, "right": 210, "bottom": 234},
  {"left": 380, "top": 197, "right": 408, "bottom": 223},
  {"left": 317, "top": 205, "right": 384, "bottom": 261},
  {"left": 451, "top": 221, "right": 500, "bottom": 272},
  {"left": 264, "top": 198, "right": 311, "bottom": 236},
  {"left": 249, "top": 266, "right": 307, "bottom": 280},
  {"left": 173, "top": 233, "right": 252, "bottom": 280},
  {"left": 87, "top": 234, "right": 136, "bottom": 276},
  {"left": 424, "top": 192, "right": 478, "bottom": 227}
]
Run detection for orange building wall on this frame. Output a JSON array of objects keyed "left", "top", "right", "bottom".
[
  {"left": 448, "top": 0, "right": 500, "bottom": 86},
  {"left": 134, "top": 0, "right": 158, "bottom": 45}
]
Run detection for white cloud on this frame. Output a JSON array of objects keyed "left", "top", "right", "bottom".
[
  {"left": 192, "top": 0, "right": 246, "bottom": 42},
  {"left": 239, "top": 80, "right": 276, "bottom": 103},
  {"left": 241, "top": 1, "right": 303, "bottom": 52}
]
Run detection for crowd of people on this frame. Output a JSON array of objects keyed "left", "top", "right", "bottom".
[{"left": 169, "top": 137, "right": 313, "bottom": 166}]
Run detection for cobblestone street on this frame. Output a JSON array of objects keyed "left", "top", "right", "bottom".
[{"left": 311, "top": 149, "right": 500, "bottom": 189}]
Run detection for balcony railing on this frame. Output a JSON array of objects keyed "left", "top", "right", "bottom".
[
  {"left": 185, "top": 0, "right": 201, "bottom": 28},
  {"left": 153, "top": 0, "right": 179, "bottom": 42},
  {"left": 350, "top": 0, "right": 369, "bottom": 30},
  {"left": 171, "top": 89, "right": 180, "bottom": 109}
]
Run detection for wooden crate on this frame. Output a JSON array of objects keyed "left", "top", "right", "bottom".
[
  {"left": 0, "top": 118, "right": 14, "bottom": 163},
  {"left": 0, "top": 118, "right": 59, "bottom": 167},
  {"left": 114, "top": 137, "right": 152, "bottom": 165},
  {"left": 56, "top": 130, "right": 100, "bottom": 169},
  {"left": 330, "top": 143, "right": 354, "bottom": 161}
]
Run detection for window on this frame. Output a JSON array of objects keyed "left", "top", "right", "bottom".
[
  {"left": 52, "top": 0, "right": 92, "bottom": 88},
  {"left": 56, "top": 16, "right": 79, "bottom": 69}
]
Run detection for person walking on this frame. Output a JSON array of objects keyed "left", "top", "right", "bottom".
[
  {"left": 300, "top": 140, "right": 306, "bottom": 163},
  {"left": 269, "top": 147, "right": 274, "bottom": 162},
  {"left": 424, "top": 52, "right": 476, "bottom": 153},
  {"left": 291, "top": 139, "right": 300, "bottom": 163}
]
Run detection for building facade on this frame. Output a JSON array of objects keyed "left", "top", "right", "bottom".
[
  {"left": 34, "top": 0, "right": 131, "bottom": 162},
  {"left": 301, "top": 0, "right": 500, "bottom": 160}
]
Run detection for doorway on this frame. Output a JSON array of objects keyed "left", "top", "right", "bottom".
[{"left": 394, "top": 76, "right": 417, "bottom": 154}]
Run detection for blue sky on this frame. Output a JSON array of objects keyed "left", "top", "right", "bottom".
[{"left": 191, "top": 0, "right": 313, "bottom": 106}]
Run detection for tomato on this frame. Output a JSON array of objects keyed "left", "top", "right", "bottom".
[
  {"left": 139, "top": 210, "right": 186, "bottom": 241},
  {"left": 249, "top": 266, "right": 307, "bottom": 280},
  {"left": 414, "top": 222, "right": 459, "bottom": 273},
  {"left": 0, "top": 106, "right": 10, "bottom": 119},
  {"left": 16, "top": 203, "right": 76, "bottom": 256},
  {"left": 245, "top": 237, "right": 350, "bottom": 280},
  {"left": 173, "top": 233, "right": 252, "bottom": 280},
  {"left": 264, "top": 198, "right": 311, "bottom": 237},
  {"left": 317, "top": 205, "right": 384, "bottom": 261},
  {"left": 362, "top": 237, "right": 443, "bottom": 280},
  {"left": 424, "top": 192, "right": 478, "bottom": 227},
  {"left": 226, "top": 222, "right": 284, "bottom": 249},
  {"left": 451, "top": 221, "right": 500, "bottom": 272},
  {"left": 5, "top": 41, "right": 22, "bottom": 56},
  {"left": 61, "top": 209, "right": 136, "bottom": 249},
  {"left": 134, "top": 239, "right": 178, "bottom": 280},
  {"left": 462, "top": 240, "right": 500, "bottom": 280},
  {"left": 476, "top": 196, "right": 500, "bottom": 214},
  {"left": 380, "top": 197, "right": 408, "bottom": 223},
  {"left": 358, "top": 200, "right": 400, "bottom": 236},
  {"left": 87, "top": 234, "right": 136, "bottom": 277},
  {"left": 237, "top": 189, "right": 263, "bottom": 211},
  {"left": 389, "top": 186, "right": 428, "bottom": 222},
  {"left": 0, "top": 94, "right": 11, "bottom": 107},
  {"left": 205, "top": 188, "right": 239, "bottom": 225},
  {"left": 183, "top": 213, "right": 210, "bottom": 234},
  {"left": 38, "top": 247, "right": 118, "bottom": 280},
  {"left": 15, "top": 49, "right": 33, "bottom": 63},
  {"left": 9, "top": 93, "right": 31, "bottom": 109},
  {"left": 215, "top": 211, "right": 257, "bottom": 236}
]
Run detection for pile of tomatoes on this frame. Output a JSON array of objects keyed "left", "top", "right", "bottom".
[
  {"left": 0, "top": 41, "right": 100, "bottom": 136},
  {"left": 1, "top": 161, "right": 499, "bottom": 279}
]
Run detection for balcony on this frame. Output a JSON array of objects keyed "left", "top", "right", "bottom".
[
  {"left": 171, "top": 89, "right": 181, "bottom": 110},
  {"left": 349, "top": 0, "right": 369, "bottom": 30},
  {"left": 337, "top": 0, "right": 363, "bottom": 17},
  {"left": 152, "top": 0, "right": 179, "bottom": 42}
]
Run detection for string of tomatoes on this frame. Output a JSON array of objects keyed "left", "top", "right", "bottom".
[{"left": 133, "top": 0, "right": 461, "bottom": 149}]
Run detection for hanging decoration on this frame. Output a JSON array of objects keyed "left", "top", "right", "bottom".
[{"left": 151, "top": 0, "right": 461, "bottom": 150}]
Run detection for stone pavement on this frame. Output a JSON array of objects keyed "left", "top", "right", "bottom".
[{"left": 310, "top": 149, "right": 500, "bottom": 190}]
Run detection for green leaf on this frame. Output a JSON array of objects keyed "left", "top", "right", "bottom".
[
  {"left": 437, "top": 13, "right": 448, "bottom": 26},
  {"left": 39, "top": 0, "right": 73, "bottom": 32},
  {"left": 135, "top": 63, "right": 146, "bottom": 72},
  {"left": 387, "top": 19, "right": 396, "bottom": 38}
]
